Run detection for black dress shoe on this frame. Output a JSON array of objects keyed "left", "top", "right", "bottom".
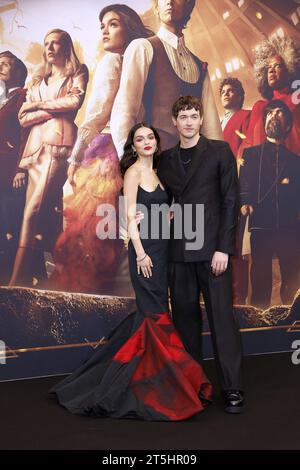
[{"left": 223, "top": 390, "right": 244, "bottom": 414}]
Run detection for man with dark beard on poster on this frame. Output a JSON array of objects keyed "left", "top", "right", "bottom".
[{"left": 240, "top": 100, "right": 300, "bottom": 309}]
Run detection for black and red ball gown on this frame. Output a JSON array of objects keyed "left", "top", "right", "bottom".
[{"left": 50, "top": 184, "right": 212, "bottom": 420}]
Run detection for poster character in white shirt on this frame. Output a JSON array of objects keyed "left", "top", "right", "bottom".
[
  {"left": 51, "top": 4, "right": 153, "bottom": 294},
  {"left": 111, "top": 0, "right": 223, "bottom": 157}
]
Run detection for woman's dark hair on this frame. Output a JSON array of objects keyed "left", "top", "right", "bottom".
[
  {"left": 119, "top": 122, "right": 161, "bottom": 178},
  {"left": 99, "top": 4, "right": 153, "bottom": 47}
]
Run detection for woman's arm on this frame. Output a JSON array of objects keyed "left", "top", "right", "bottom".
[
  {"left": 123, "top": 167, "right": 144, "bottom": 258},
  {"left": 123, "top": 167, "right": 153, "bottom": 277},
  {"left": 68, "top": 54, "right": 122, "bottom": 166},
  {"left": 18, "top": 87, "right": 53, "bottom": 128},
  {"left": 39, "top": 65, "right": 89, "bottom": 113},
  {"left": 111, "top": 39, "right": 153, "bottom": 158},
  {"left": 81, "top": 54, "right": 121, "bottom": 140},
  {"left": 19, "top": 65, "right": 89, "bottom": 128}
]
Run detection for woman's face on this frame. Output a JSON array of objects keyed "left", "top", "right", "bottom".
[
  {"left": 267, "top": 55, "right": 288, "bottom": 90},
  {"left": 100, "top": 11, "right": 127, "bottom": 54},
  {"left": 44, "top": 32, "right": 65, "bottom": 66},
  {"left": 132, "top": 127, "right": 157, "bottom": 158}
]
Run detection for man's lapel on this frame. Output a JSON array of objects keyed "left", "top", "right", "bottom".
[
  {"left": 165, "top": 143, "right": 185, "bottom": 191},
  {"left": 180, "top": 135, "right": 209, "bottom": 193},
  {"left": 166, "top": 135, "right": 210, "bottom": 194}
]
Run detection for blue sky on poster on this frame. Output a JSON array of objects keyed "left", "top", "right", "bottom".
[{"left": 0, "top": 0, "right": 152, "bottom": 65}]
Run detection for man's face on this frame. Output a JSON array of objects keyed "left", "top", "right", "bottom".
[
  {"left": 221, "top": 84, "right": 241, "bottom": 111},
  {"left": 172, "top": 107, "right": 203, "bottom": 139},
  {"left": 0, "top": 56, "right": 14, "bottom": 85},
  {"left": 155, "top": 0, "right": 188, "bottom": 26},
  {"left": 265, "top": 107, "right": 289, "bottom": 139},
  {"left": 267, "top": 55, "right": 288, "bottom": 90}
]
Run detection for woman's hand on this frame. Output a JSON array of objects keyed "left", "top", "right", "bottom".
[
  {"left": 13, "top": 172, "right": 26, "bottom": 189},
  {"left": 67, "top": 164, "right": 78, "bottom": 187},
  {"left": 137, "top": 253, "right": 153, "bottom": 278}
]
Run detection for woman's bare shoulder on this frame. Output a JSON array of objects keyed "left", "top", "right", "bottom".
[{"left": 124, "top": 164, "right": 140, "bottom": 184}]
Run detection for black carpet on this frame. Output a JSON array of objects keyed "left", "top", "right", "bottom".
[{"left": 1, "top": 352, "right": 299, "bottom": 451}]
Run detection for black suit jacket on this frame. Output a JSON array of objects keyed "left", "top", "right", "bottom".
[
  {"left": 239, "top": 141, "right": 300, "bottom": 231},
  {"left": 157, "top": 135, "right": 239, "bottom": 262}
]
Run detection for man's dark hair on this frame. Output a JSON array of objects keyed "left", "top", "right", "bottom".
[
  {"left": 263, "top": 99, "right": 293, "bottom": 132},
  {"left": 0, "top": 51, "right": 27, "bottom": 87},
  {"left": 172, "top": 95, "right": 203, "bottom": 119},
  {"left": 219, "top": 77, "right": 245, "bottom": 108}
]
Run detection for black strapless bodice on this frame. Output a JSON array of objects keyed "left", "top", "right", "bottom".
[{"left": 135, "top": 184, "right": 169, "bottom": 245}]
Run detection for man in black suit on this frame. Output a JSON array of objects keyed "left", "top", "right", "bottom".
[
  {"left": 157, "top": 95, "right": 244, "bottom": 413},
  {"left": 240, "top": 100, "right": 300, "bottom": 309}
]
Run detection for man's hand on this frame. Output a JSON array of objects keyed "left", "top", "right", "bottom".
[
  {"left": 241, "top": 204, "right": 253, "bottom": 216},
  {"left": 168, "top": 211, "right": 174, "bottom": 222},
  {"left": 135, "top": 210, "right": 173, "bottom": 225},
  {"left": 13, "top": 172, "right": 26, "bottom": 189},
  {"left": 211, "top": 251, "right": 229, "bottom": 276},
  {"left": 67, "top": 164, "right": 78, "bottom": 187},
  {"left": 135, "top": 210, "right": 144, "bottom": 225}
]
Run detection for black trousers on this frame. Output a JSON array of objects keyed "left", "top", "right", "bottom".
[
  {"left": 232, "top": 215, "right": 249, "bottom": 304},
  {"left": 168, "top": 260, "right": 243, "bottom": 391},
  {"left": 250, "top": 229, "right": 300, "bottom": 309}
]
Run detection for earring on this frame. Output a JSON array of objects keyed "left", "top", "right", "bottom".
[{"left": 132, "top": 149, "right": 137, "bottom": 158}]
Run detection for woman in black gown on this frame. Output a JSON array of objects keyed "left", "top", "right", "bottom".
[{"left": 50, "top": 123, "right": 212, "bottom": 421}]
